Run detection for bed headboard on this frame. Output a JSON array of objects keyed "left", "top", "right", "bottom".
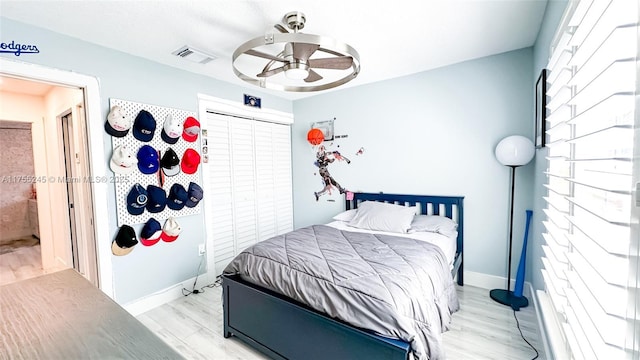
[{"left": 345, "top": 192, "right": 464, "bottom": 285}]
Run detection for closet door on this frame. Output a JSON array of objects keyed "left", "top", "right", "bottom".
[
  {"left": 207, "top": 112, "right": 292, "bottom": 275},
  {"left": 272, "top": 123, "right": 293, "bottom": 234},
  {"left": 230, "top": 118, "right": 258, "bottom": 254},
  {"left": 254, "top": 122, "right": 277, "bottom": 242},
  {"left": 255, "top": 121, "right": 294, "bottom": 240},
  {"left": 207, "top": 114, "right": 236, "bottom": 275}
]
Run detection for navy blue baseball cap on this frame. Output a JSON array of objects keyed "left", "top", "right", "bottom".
[
  {"left": 126, "top": 183, "right": 148, "bottom": 215},
  {"left": 146, "top": 185, "right": 167, "bottom": 213},
  {"left": 185, "top": 182, "right": 203, "bottom": 208},
  {"left": 140, "top": 218, "right": 162, "bottom": 246},
  {"left": 167, "top": 183, "right": 188, "bottom": 210},
  {"left": 133, "top": 110, "right": 157, "bottom": 142},
  {"left": 137, "top": 145, "right": 159, "bottom": 174}
]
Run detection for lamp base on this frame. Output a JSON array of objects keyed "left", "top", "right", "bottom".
[{"left": 489, "top": 289, "right": 529, "bottom": 311}]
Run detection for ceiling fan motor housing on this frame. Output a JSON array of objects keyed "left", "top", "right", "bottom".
[{"left": 283, "top": 11, "right": 306, "bottom": 31}]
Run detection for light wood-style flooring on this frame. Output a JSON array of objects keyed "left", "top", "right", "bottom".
[
  {"left": 0, "top": 242, "right": 44, "bottom": 286},
  {"left": 137, "top": 284, "right": 545, "bottom": 359}
]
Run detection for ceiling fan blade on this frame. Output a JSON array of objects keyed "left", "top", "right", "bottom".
[
  {"left": 292, "top": 43, "right": 319, "bottom": 61},
  {"left": 304, "top": 69, "right": 323, "bottom": 83},
  {"left": 257, "top": 65, "right": 286, "bottom": 78},
  {"left": 246, "top": 49, "right": 286, "bottom": 63},
  {"left": 274, "top": 24, "right": 289, "bottom": 33},
  {"left": 318, "top": 47, "right": 344, "bottom": 57},
  {"left": 308, "top": 56, "right": 353, "bottom": 70}
]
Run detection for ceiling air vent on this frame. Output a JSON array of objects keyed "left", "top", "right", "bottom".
[{"left": 172, "top": 46, "right": 217, "bottom": 64}]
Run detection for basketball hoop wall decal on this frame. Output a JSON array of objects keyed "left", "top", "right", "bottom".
[{"left": 307, "top": 128, "right": 324, "bottom": 145}]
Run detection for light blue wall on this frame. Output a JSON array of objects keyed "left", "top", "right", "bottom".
[
  {"left": 291, "top": 48, "right": 536, "bottom": 279},
  {"left": 530, "top": 0, "right": 569, "bottom": 289},
  {"left": 0, "top": 18, "right": 292, "bottom": 304}
]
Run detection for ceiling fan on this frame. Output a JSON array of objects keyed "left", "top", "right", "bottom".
[{"left": 232, "top": 11, "right": 361, "bottom": 92}]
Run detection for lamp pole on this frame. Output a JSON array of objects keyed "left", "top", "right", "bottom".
[{"left": 506, "top": 165, "right": 516, "bottom": 293}]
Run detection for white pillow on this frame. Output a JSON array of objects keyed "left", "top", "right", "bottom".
[
  {"left": 347, "top": 201, "right": 417, "bottom": 233},
  {"left": 410, "top": 215, "right": 458, "bottom": 237},
  {"left": 332, "top": 209, "right": 358, "bottom": 222}
]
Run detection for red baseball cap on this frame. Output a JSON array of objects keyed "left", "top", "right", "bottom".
[
  {"left": 182, "top": 117, "right": 200, "bottom": 142},
  {"left": 181, "top": 148, "right": 201, "bottom": 174},
  {"left": 161, "top": 217, "right": 181, "bottom": 242}
]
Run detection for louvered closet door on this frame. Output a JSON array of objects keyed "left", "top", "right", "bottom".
[
  {"left": 207, "top": 114, "right": 236, "bottom": 275},
  {"left": 207, "top": 112, "right": 293, "bottom": 275},
  {"left": 231, "top": 118, "right": 258, "bottom": 254},
  {"left": 254, "top": 122, "right": 277, "bottom": 241},
  {"left": 272, "top": 124, "right": 293, "bottom": 234}
]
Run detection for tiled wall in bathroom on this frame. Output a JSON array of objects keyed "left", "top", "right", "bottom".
[{"left": 0, "top": 126, "right": 35, "bottom": 242}]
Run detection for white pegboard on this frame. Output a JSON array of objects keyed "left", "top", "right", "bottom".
[{"left": 109, "top": 98, "right": 202, "bottom": 226}]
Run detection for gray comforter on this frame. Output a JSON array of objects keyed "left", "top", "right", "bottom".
[{"left": 224, "top": 225, "right": 459, "bottom": 360}]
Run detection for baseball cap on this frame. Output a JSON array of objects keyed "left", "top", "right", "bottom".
[
  {"left": 146, "top": 185, "right": 167, "bottom": 213},
  {"left": 161, "top": 148, "right": 180, "bottom": 177},
  {"left": 132, "top": 110, "right": 157, "bottom": 142},
  {"left": 185, "top": 182, "right": 203, "bottom": 208},
  {"left": 137, "top": 145, "right": 159, "bottom": 175},
  {"left": 166, "top": 183, "right": 188, "bottom": 210},
  {"left": 161, "top": 114, "right": 183, "bottom": 144},
  {"left": 126, "top": 183, "right": 148, "bottom": 215},
  {"left": 110, "top": 145, "right": 138, "bottom": 174},
  {"left": 140, "top": 218, "right": 162, "bottom": 246},
  {"left": 111, "top": 225, "right": 138, "bottom": 256},
  {"left": 181, "top": 148, "right": 201, "bottom": 175},
  {"left": 105, "top": 105, "right": 132, "bottom": 137},
  {"left": 182, "top": 117, "right": 200, "bottom": 142},
  {"left": 161, "top": 217, "right": 181, "bottom": 242}
]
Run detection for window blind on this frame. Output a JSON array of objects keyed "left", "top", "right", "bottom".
[{"left": 540, "top": 0, "right": 639, "bottom": 359}]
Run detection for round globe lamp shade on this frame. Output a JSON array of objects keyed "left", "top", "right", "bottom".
[
  {"left": 495, "top": 135, "right": 535, "bottom": 166},
  {"left": 307, "top": 128, "right": 325, "bottom": 145}
]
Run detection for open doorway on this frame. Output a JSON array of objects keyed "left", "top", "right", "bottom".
[
  {"left": 0, "top": 58, "right": 113, "bottom": 298},
  {"left": 0, "top": 75, "right": 98, "bottom": 287}
]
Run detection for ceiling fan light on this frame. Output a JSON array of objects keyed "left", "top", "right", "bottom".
[{"left": 285, "top": 67, "right": 309, "bottom": 80}]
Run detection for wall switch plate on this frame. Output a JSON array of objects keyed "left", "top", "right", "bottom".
[{"left": 198, "top": 244, "right": 205, "bottom": 256}]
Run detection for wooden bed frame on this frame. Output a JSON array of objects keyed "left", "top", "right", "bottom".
[{"left": 223, "top": 192, "right": 464, "bottom": 360}]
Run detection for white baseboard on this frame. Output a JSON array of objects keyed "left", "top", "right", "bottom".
[
  {"left": 533, "top": 290, "right": 553, "bottom": 360},
  {"left": 123, "top": 272, "right": 215, "bottom": 316},
  {"left": 463, "top": 270, "right": 534, "bottom": 302}
]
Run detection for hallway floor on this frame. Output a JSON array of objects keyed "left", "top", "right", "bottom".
[{"left": 0, "top": 238, "right": 44, "bottom": 286}]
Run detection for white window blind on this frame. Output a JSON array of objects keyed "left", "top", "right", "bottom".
[{"left": 540, "top": 0, "right": 639, "bottom": 359}]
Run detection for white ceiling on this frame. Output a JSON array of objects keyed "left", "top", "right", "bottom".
[
  {"left": 0, "top": 76, "right": 54, "bottom": 96},
  {"left": 0, "top": 1, "right": 547, "bottom": 100}
]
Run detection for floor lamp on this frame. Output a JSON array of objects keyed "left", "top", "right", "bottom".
[{"left": 490, "top": 135, "right": 535, "bottom": 310}]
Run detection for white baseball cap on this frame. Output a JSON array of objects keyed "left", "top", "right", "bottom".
[
  {"left": 161, "top": 217, "right": 182, "bottom": 242},
  {"left": 161, "top": 114, "right": 183, "bottom": 144},
  {"left": 105, "top": 105, "right": 132, "bottom": 137},
  {"left": 110, "top": 145, "right": 138, "bottom": 174}
]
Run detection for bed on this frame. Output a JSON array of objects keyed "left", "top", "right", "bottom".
[
  {"left": 0, "top": 269, "right": 181, "bottom": 359},
  {"left": 222, "top": 192, "right": 464, "bottom": 360}
]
